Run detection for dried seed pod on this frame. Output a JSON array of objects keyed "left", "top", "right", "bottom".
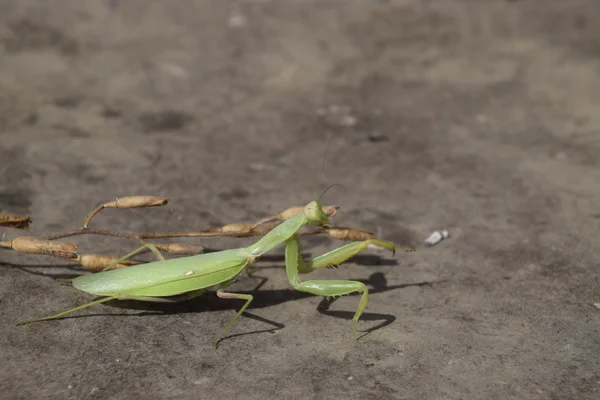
[
  {"left": 251, "top": 222, "right": 279, "bottom": 235},
  {"left": 76, "top": 254, "right": 139, "bottom": 272},
  {"left": 155, "top": 243, "right": 203, "bottom": 254},
  {"left": 323, "top": 205, "right": 340, "bottom": 218},
  {"left": 9, "top": 236, "right": 78, "bottom": 258},
  {"left": 0, "top": 212, "right": 31, "bottom": 229},
  {"left": 199, "top": 223, "right": 255, "bottom": 237},
  {"left": 108, "top": 196, "right": 169, "bottom": 209},
  {"left": 277, "top": 206, "right": 305, "bottom": 221},
  {"left": 221, "top": 223, "right": 253, "bottom": 234},
  {"left": 83, "top": 196, "right": 168, "bottom": 228}
]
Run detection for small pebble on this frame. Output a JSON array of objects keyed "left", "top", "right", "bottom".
[
  {"left": 367, "top": 131, "right": 388, "bottom": 142},
  {"left": 425, "top": 230, "right": 449, "bottom": 247}
]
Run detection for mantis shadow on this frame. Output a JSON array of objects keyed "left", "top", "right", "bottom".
[
  {"left": 315, "top": 272, "right": 440, "bottom": 340},
  {"left": 27, "top": 272, "right": 443, "bottom": 345},
  {"left": 5, "top": 249, "right": 419, "bottom": 345}
]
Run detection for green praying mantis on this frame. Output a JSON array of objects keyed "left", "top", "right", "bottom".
[{"left": 18, "top": 200, "right": 407, "bottom": 348}]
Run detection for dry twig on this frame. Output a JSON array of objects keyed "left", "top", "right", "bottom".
[{"left": 2, "top": 197, "right": 378, "bottom": 271}]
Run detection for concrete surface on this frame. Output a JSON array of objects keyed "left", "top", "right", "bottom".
[{"left": 1, "top": 1, "right": 599, "bottom": 399}]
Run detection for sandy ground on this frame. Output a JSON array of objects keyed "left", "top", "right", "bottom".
[{"left": 1, "top": 1, "right": 599, "bottom": 399}]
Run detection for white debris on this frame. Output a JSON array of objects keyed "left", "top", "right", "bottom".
[{"left": 425, "top": 230, "right": 449, "bottom": 247}]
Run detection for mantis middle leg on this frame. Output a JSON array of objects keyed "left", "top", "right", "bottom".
[{"left": 102, "top": 242, "right": 166, "bottom": 271}]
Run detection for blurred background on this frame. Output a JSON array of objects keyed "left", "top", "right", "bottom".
[{"left": 1, "top": 1, "right": 599, "bottom": 399}]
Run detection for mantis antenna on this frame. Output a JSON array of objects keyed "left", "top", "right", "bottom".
[
  {"left": 316, "top": 135, "right": 348, "bottom": 203},
  {"left": 318, "top": 183, "right": 347, "bottom": 204},
  {"left": 319, "top": 134, "right": 335, "bottom": 180},
  {"left": 0, "top": 164, "right": 9, "bottom": 178}
]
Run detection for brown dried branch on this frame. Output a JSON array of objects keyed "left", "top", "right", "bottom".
[
  {"left": 42, "top": 223, "right": 277, "bottom": 241},
  {"left": 83, "top": 196, "right": 168, "bottom": 228},
  {"left": 0, "top": 237, "right": 201, "bottom": 272},
  {"left": 43, "top": 203, "right": 341, "bottom": 241},
  {"left": 3, "top": 197, "right": 379, "bottom": 272},
  {"left": 41, "top": 224, "right": 377, "bottom": 245}
]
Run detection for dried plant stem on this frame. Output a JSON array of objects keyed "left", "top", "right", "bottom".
[
  {"left": 2, "top": 197, "right": 381, "bottom": 272},
  {"left": 82, "top": 196, "right": 168, "bottom": 228},
  {"left": 42, "top": 225, "right": 376, "bottom": 242}
]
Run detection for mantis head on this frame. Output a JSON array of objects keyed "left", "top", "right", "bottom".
[{"left": 304, "top": 200, "right": 331, "bottom": 228}]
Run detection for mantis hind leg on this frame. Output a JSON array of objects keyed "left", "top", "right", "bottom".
[
  {"left": 214, "top": 288, "right": 254, "bottom": 349},
  {"left": 17, "top": 290, "right": 206, "bottom": 326},
  {"left": 17, "top": 296, "right": 118, "bottom": 325},
  {"left": 285, "top": 234, "right": 376, "bottom": 337}
]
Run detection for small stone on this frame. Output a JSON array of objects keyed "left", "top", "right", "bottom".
[
  {"left": 425, "top": 230, "right": 449, "bottom": 247},
  {"left": 367, "top": 131, "right": 388, "bottom": 142}
]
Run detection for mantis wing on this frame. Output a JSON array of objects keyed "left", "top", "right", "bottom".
[{"left": 73, "top": 249, "right": 250, "bottom": 297}]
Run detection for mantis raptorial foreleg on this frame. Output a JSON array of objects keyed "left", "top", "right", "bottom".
[
  {"left": 298, "top": 239, "right": 407, "bottom": 274},
  {"left": 285, "top": 234, "right": 399, "bottom": 336}
]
